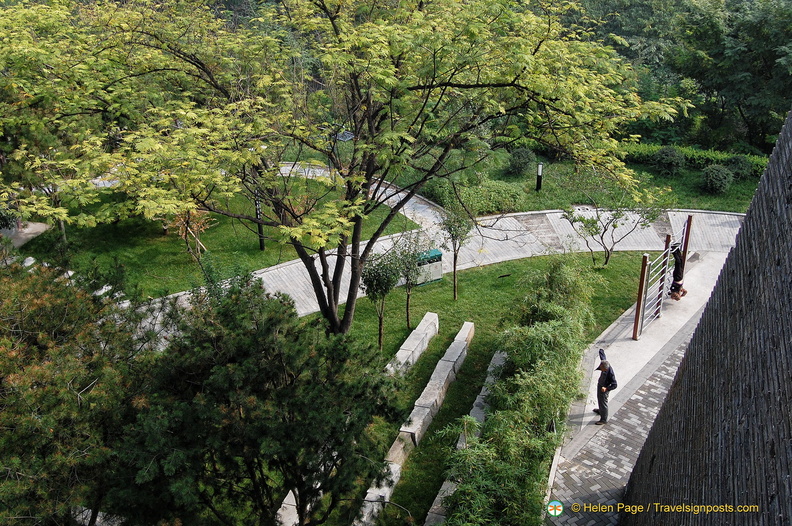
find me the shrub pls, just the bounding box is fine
[0,206,17,230]
[619,142,660,165]
[724,155,754,181]
[701,164,734,194]
[442,262,593,526]
[421,178,452,205]
[652,146,685,177]
[459,179,525,215]
[506,148,536,178]
[621,143,768,178]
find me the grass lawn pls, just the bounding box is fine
[489,161,758,214]
[328,251,644,525]
[20,204,418,298]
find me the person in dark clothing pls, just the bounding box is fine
[594,360,617,425]
[669,244,687,300]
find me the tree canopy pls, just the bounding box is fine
[0,0,681,332]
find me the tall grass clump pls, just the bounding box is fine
[441,260,596,526]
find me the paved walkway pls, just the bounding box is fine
[545,248,735,525]
[250,189,742,315]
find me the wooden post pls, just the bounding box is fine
[633,253,650,341]
[681,214,693,264]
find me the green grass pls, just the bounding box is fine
[326,252,644,526]
[20,204,418,298]
[488,160,758,214]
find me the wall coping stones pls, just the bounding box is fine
[356,321,474,526]
[386,312,439,374]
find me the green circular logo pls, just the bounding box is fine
[547,500,564,517]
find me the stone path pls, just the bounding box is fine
[547,335,692,525]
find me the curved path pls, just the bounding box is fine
[251,190,743,316]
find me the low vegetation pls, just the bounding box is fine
[339,253,643,525]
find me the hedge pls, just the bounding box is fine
[620,143,768,178]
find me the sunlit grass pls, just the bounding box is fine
[21,200,418,297]
[326,252,644,525]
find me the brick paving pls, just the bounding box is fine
[546,342,688,525]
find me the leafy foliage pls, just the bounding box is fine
[621,142,767,177]
[439,209,474,300]
[505,148,537,178]
[392,233,434,330]
[701,164,734,195]
[113,275,397,525]
[652,145,686,177]
[0,264,151,526]
[361,252,401,350]
[442,261,593,526]
[667,0,792,152]
[724,155,754,181]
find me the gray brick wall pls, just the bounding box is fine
[622,111,792,526]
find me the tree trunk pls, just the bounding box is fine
[58,219,67,244]
[453,250,459,300]
[378,312,384,351]
[405,287,412,330]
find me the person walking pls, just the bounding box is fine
[594,360,617,425]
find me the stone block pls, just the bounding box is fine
[385,432,416,465]
[414,360,456,414]
[400,330,427,355]
[386,349,416,374]
[441,340,468,373]
[469,394,488,424]
[454,321,475,344]
[400,406,434,446]
[425,481,458,525]
[276,491,298,526]
[416,311,439,337]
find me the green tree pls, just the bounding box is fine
[114,275,396,525]
[0,2,177,242]
[0,264,150,526]
[394,233,432,330]
[668,0,792,152]
[2,0,681,335]
[361,252,401,351]
[562,171,670,266]
[439,209,474,300]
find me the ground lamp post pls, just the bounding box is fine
[535,162,544,192]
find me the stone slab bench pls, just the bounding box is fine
[387,312,439,374]
[354,322,475,526]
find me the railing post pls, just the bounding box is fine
[633,253,650,341]
[682,214,693,263]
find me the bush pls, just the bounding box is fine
[652,146,685,177]
[724,155,754,181]
[442,261,592,526]
[459,179,525,215]
[621,143,768,178]
[506,148,536,178]
[701,164,734,194]
[421,178,452,206]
